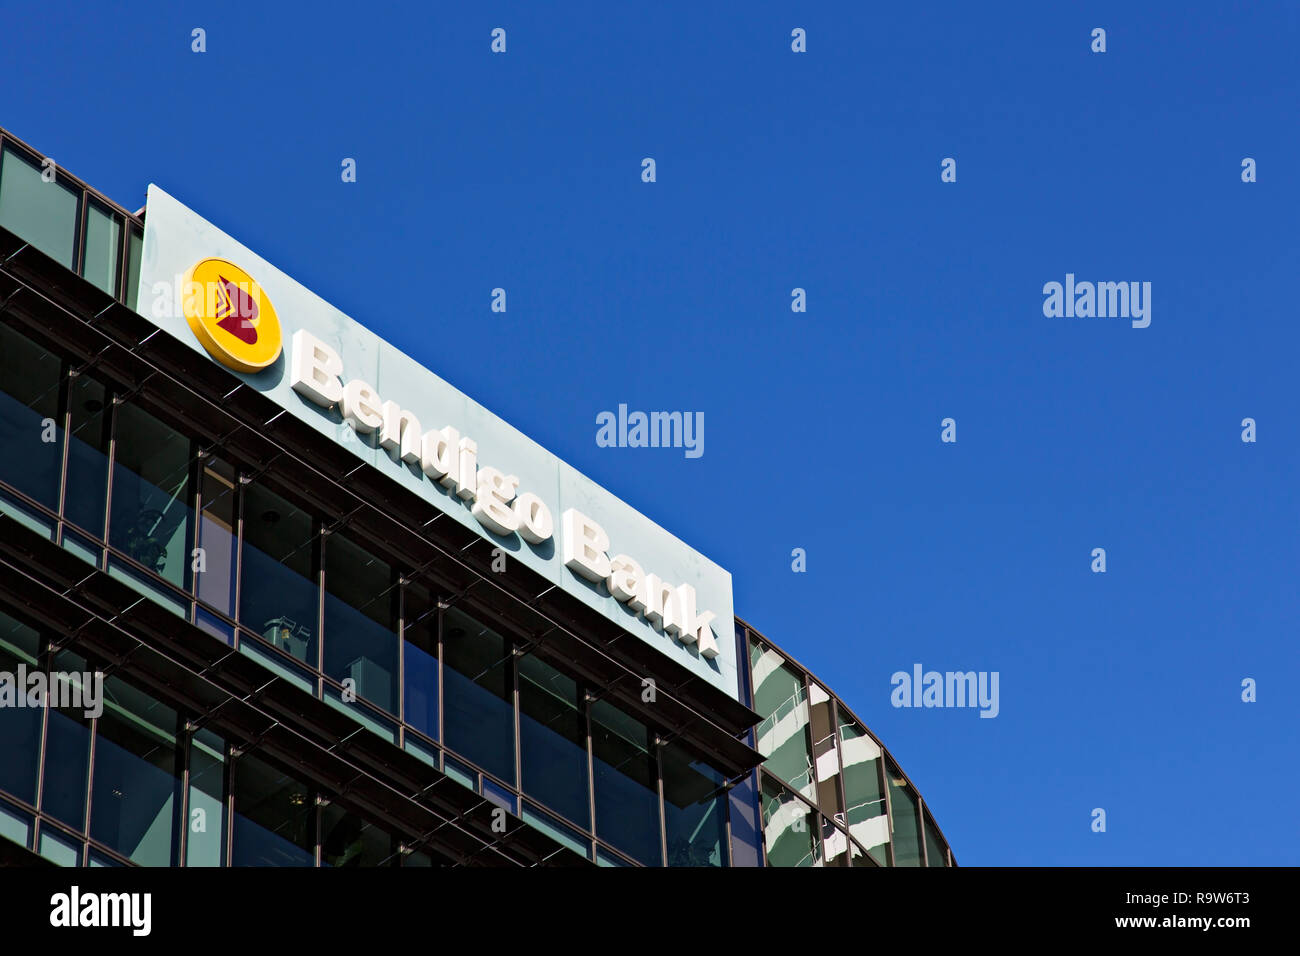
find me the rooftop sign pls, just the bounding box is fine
[136,185,738,700]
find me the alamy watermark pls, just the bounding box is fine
[0,666,104,719]
[891,664,999,718]
[1042,273,1151,328]
[596,404,704,459]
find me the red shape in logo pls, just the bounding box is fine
[213,276,259,344]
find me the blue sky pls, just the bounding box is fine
[4,1,1297,865]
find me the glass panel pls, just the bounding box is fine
[321,804,396,867]
[323,534,397,714]
[231,754,315,866]
[81,202,120,294]
[195,457,237,616]
[0,610,42,803]
[0,322,62,511]
[590,699,660,866]
[924,812,948,866]
[38,829,80,866]
[239,483,317,668]
[125,226,143,311]
[749,640,815,800]
[64,373,110,535]
[839,717,888,864]
[0,800,32,849]
[441,607,514,785]
[109,401,193,590]
[809,682,842,815]
[522,801,589,859]
[727,771,762,868]
[89,676,181,866]
[887,762,923,866]
[0,147,78,267]
[662,742,728,867]
[43,700,91,829]
[186,729,226,866]
[518,653,588,828]
[401,582,438,740]
[760,775,818,867]
[822,815,849,866]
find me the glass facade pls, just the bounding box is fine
[0,126,956,869]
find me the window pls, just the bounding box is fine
[839,716,889,864]
[323,533,398,714]
[0,322,62,512]
[727,771,762,868]
[41,654,93,830]
[186,729,226,866]
[887,762,923,866]
[89,677,182,866]
[0,147,79,268]
[125,226,143,311]
[231,754,315,867]
[195,457,237,616]
[239,483,317,667]
[925,812,948,866]
[662,742,728,867]
[108,401,193,591]
[749,640,815,800]
[591,699,660,866]
[760,775,818,867]
[401,582,439,740]
[0,611,43,804]
[442,607,515,785]
[321,804,397,867]
[81,201,120,295]
[518,653,588,829]
[63,373,110,536]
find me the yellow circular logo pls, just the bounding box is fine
[182,258,282,372]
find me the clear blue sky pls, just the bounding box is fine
[4,1,1297,865]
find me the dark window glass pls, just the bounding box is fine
[89,677,181,866]
[82,201,120,295]
[323,534,398,714]
[662,742,728,867]
[591,700,660,866]
[239,483,317,667]
[108,401,193,590]
[195,457,237,616]
[728,770,762,868]
[0,611,43,803]
[887,763,923,866]
[63,374,110,535]
[231,754,315,866]
[0,322,62,511]
[401,583,438,740]
[186,729,226,866]
[760,775,819,867]
[519,653,588,828]
[441,607,514,784]
[322,804,396,867]
[0,147,79,267]
[43,701,91,829]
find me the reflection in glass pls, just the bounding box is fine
[82,202,120,295]
[662,742,728,867]
[442,607,515,785]
[322,803,396,866]
[0,322,61,511]
[760,776,818,867]
[186,729,226,866]
[728,771,762,868]
[195,457,237,616]
[89,677,181,866]
[323,534,398,713]
[749,641,815,800]
[591,700,660,866]
[0,611,42,803]
[109,402,193,589]
[808,682,842,815]
[239,483,317,667]
[925,812,948,866]
[839,716,889,864]
[519,653,588,829]
[231,754,315,866]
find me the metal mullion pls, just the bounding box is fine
[655,732,667,867]
[396,575,406,748]
[918,796,929,867]
[177,718,192,866]
[188,444,203,620]
[584,689,596,860]
[436,600,444,762]
[879,753,896,867]
[315,522,325,695]
[222,742,235,866]
[511,637,521,794]
[100,393,120,565]
[232,473,245,648]
[53,364,73,543]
